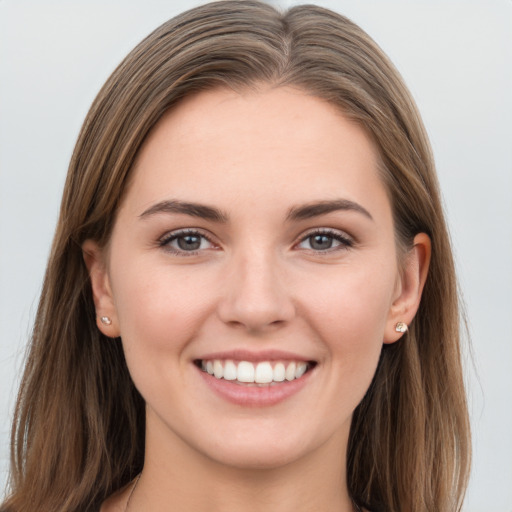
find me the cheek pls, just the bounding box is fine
[110,260,216,357]
[109,262,219,411]
[303,262,396,339]
[297,258,396,382]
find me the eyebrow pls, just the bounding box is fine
[286,199,373,222]
[139,200,229,223]
[139,198,373,223]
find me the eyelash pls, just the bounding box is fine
[158,229,217,256]
[295,229,354,253]
[158,228,354,257]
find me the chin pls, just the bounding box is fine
[204,440,308,471]
[192,419,335,472]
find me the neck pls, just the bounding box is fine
[127,414,354,512]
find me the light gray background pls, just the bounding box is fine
[1,1,511,510]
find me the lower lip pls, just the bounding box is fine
[197,366,314,407]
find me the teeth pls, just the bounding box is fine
[285,362,296,381]
[255,362,273,383]
[223,360,237,381]
[213,360,223,379]
[273,362,285,382]
[200,359,311,384]
[237,361,255,383]
[295,362,307,378]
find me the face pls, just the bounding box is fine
[86,86,417,471]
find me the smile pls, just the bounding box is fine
[194,351,317,407]
[197,359,312,385]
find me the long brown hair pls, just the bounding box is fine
[2,2,470,511]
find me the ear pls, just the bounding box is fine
[82,239,120,338]
[384,233,431,344]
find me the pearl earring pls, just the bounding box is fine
[100,316,112,326]
[395,322,408,333]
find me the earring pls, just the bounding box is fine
[395,322,408,333]
[100,316,112,326]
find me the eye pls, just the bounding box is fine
[296,229,353,252]
[159,229,216,255]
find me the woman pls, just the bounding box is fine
[1,1,471,511]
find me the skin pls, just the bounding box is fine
[84,86,430,512]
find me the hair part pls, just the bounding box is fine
[2,2,470,511]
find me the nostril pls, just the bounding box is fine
[216,267,296,330]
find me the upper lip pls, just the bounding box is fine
[195,349,315,363]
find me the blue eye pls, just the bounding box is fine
[297,230,353,252]
[160,230,215,255]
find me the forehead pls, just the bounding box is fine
[125,86,388,219]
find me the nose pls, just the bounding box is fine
[217,249,296,333]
